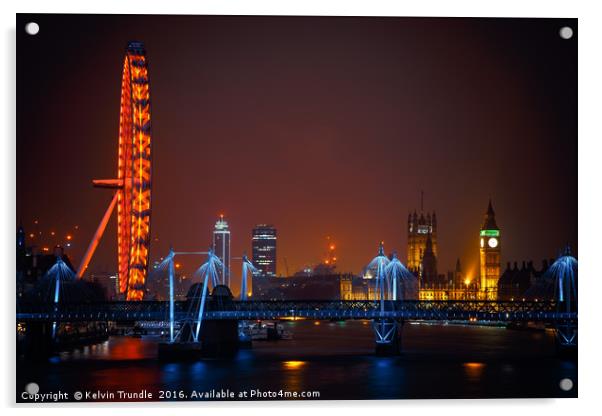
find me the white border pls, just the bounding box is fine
[2,1,601,414]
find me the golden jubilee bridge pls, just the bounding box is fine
[17,298,576,324]
[16,295,578,358]
[18,245,577,357]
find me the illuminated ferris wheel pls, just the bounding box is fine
[76,41,152,301]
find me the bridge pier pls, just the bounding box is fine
[554,323,577,356]
[238,320,253,348]
[373,319,403,356]
[19,321,110,359]
[157,340,204,360]
[158,319,240,360]
[19,322,55,359]
[200,319,240,356]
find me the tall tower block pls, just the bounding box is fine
[213,215,231,286]
[252,224,277,277]
[479,200,501,299]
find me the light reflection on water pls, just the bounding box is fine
[282,360,307,370]
[18,321,577,400]
[281,361,307,391]
[463,362,486,381]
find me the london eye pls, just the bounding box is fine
[76,41,152,301]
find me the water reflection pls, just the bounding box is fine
[58,338,144,361]
[108,337,154,360]
[463,362,486,381]
[186,361,208,383]
[17,321,576,400]
[282,360,307,391]
[282,360,306,370]
[162,362,183,376]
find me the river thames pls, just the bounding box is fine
[17,320,577,401]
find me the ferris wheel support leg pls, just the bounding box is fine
[76,192,119,278]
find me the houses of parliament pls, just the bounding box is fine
[409,199,502,301]
[252,197,552,303]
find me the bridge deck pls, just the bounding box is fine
[16,300,577,323]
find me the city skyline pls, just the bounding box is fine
[17,15,577,291]
[16,197,552,280]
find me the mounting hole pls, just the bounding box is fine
[559,378,574,391]
[25,382,39,395]
[559,26,573,40]
[25,22,40,35]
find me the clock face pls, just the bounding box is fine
[488,237,498,248]
[480,238,484,248]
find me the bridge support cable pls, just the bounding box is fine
[43,256,76,340]
[237,255,259,344]
[240,254,258,301]
[168,249,175,343]
[152,249,212,343]
[192,250,223,343]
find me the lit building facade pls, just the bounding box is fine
[449,258,464,287]
[420,235,438,285]
[212,215,231,286]
[252,273,380,301]
[252,224,277,277]
[417,282,480,301]
[407,210,438,273]
[479,200,501,300]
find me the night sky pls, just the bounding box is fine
[16,14,577,290]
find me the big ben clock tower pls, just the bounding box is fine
[479,200,501,300]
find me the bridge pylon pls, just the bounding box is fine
[236,254,258,347]
[156,250,240,359]
[550,247,577,354]
[367,243,412,355]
